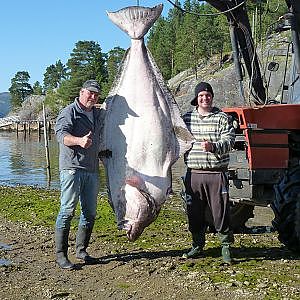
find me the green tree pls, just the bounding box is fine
[147,0,184,79]
[9,71,33,108]
[67,41,107,84]
[102,46,126,97]
[148,17,171,79]
[174,0,205,75]
[196,3,226,59]
[43,60,67,92]
[167,0,184,76]
[44,89,62,115]
[213,11,232,61]
[245,0,287,42]
[44,41,108,112]
[32,81,43,95]
[59,40,107,104]
[56,76,83,108]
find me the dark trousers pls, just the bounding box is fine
[184,169,230,234]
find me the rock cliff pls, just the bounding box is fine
[169,31,294,114]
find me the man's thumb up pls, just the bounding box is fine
[86,131,92,138]
[81,131,93,149]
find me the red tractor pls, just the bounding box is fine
[206,0,300,252]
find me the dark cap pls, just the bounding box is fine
[191,82,214,106]
[82,80,100,93]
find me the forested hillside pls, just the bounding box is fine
[7,0,288,116]
[147,0,286,80]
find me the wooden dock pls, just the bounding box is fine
[0,116,20,128]
[0,116,55,135]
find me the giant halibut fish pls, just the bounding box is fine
[102,3,194,241]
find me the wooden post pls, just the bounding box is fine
[15,122,19,136]
[23,123,26,139]
[43,104,51,184]
[48,121,51,136]
[38,121,41,138]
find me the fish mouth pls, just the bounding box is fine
[117,219,145,242]
[125,176,160,219]
[119,186,160,241]
[126,223,145,242]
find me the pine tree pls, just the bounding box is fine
[147,17,173,79]
[174,0,203,75]
[43,60,67,92]
[32,81,43,95]
[67,41,107,85]
[245,0,287,42]
[165,0,184,77]
[58,40,107,105]
[102,46,126,97]
[9,71,33,108]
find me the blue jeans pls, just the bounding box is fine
[55,169,100,230]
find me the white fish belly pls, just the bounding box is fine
[103,40,177,241]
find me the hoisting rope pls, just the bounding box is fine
[166,0,246,17]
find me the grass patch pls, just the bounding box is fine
[0,186,59,226]
[0,185,188,250]
[116,283,130,289]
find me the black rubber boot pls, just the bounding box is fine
[182,231,205,259]
[76,226,98,264]
[55,229,75,270]
[218,231,234,264]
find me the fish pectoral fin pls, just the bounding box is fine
[174,126,195,143]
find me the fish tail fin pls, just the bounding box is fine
[107,4,163,39]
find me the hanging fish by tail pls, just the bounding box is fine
[101,3,194,241]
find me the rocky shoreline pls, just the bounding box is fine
[1,186,299,300]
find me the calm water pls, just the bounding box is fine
[0,131,186,195]
[0,131,274,226]
[0,131,60,189]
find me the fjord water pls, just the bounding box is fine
[0,131,60,189]
[0,131,186,194]
[0,131,274,227]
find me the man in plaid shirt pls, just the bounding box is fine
[182,82,235,264]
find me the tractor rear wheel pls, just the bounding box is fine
[271,166,300,252]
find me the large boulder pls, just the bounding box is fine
[18,95,46,121]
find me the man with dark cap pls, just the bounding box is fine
[54,79,105,269]
[182,81,235,264]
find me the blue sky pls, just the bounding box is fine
[0,0,173,92]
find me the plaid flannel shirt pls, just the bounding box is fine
[183,107,235,170]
